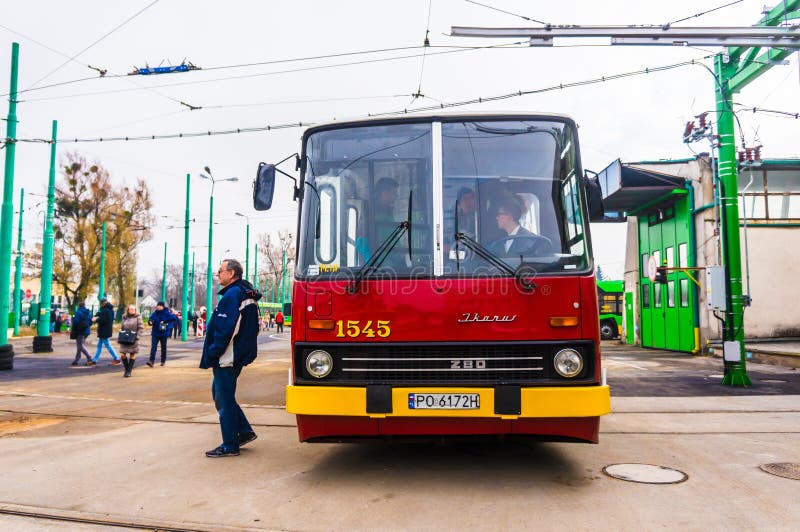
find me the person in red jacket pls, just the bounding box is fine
[275,311,284,334]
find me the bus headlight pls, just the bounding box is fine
[554,349,583,378]
[306,350,333,378]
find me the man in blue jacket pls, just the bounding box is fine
[71,301,93,366]
[201,258,262,458]
[147,301,178,367]
[92,298,120,365]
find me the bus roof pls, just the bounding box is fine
[303,111,578,137]
[597,280,624,293]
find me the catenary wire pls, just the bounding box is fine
[25,0,161,90]
[465,0,549,25]
[664,0,744,27]
[20,41,529,103]
[13,57,710,144]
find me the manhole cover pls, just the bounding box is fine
[602,463,688,484]
[760,463,800,480]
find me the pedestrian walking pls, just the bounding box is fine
[172,312,182,339]
[91,298,120,365]
[201,258,262,458]
[147,301,177,367]
[275,310,284,334]
[118,304,144,378]
[264,312,271,330]
[70,301,93,366]
[190,310,198,336]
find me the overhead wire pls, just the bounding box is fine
[25,0,161,90]
[12,56,710,144]
[663,0,744,27]
[20,41,530,103]
[3,43,525,99]
[411,0,434,108]
[464,0,549,25]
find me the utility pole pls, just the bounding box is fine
[235,212,250,280]
[98,221,106,300]
[0,43,19,363]
[281,249,286,307]
[161,242,168,303]
[451,4,800,387]
[253,243,258,290]
[13,188,23,337]
[34,120,58,353]
[181,173,190,341]
[199,167,237,315]
[190,251,195,315]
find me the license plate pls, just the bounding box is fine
[408,393,480,410]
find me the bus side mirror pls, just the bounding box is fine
[253,163,276,211]
[583,171,604,222]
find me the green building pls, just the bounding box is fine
[599,156,800,353]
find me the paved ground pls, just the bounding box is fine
[1,334,799,531]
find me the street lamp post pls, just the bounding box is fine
[235,212,250,281]
[13,188,24,337]
[199,167,238,316]
[161,242,167,303]
[253,243,258,290]
[33,120,58,354]
[181,173,190,341]
[99,221,107,300]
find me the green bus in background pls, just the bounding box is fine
[258,301,292,327]
[597,280,624,340]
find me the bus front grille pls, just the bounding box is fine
[294,341,595,385]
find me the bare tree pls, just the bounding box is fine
[257,230,295,301]
[52,152,154,309]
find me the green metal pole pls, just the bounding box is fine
[161,242,167,302]
[0,43,19,348]
[36,120,57,344]
[180,173,190,341]
[714,54,751,386]
[281,249,286,306]
[13,187,23,336]
[244,223,250,281]
[98,221,106,300]
[190,251,195,314]
[253,243,258,290]
[206,194,214,315]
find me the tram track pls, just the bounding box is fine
[0,506,221,532]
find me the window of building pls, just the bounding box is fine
[738,167,800,221]
[654,283,662,308]
[641,253,649,278]
[642,284,650,308]
[667,281,675,308]
[678,243,688,268]
[666,246,674,268]
[680,278,689,307]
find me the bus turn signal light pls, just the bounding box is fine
[309,319,335,330]
[550,317,579,327]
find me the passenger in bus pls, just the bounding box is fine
[455,187,478,239]
[489,196,545,257]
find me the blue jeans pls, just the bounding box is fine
[149,336,168,363]
[212,366,253,451]
[93,337,119,362]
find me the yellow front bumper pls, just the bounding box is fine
[286,385,611,419]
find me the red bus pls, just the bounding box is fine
[254,113,611,443]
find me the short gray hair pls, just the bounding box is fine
[222,258,243,279]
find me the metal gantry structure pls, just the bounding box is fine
[452,1,800,385]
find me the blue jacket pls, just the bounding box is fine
[200,279,262,369]
[149,307,177,338]
[95,304,115,339]
[73,307,92,336]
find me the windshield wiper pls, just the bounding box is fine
[453,232,536,292]
[348,192,413,294]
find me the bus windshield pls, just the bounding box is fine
[297,118,589,278]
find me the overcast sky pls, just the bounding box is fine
[2,0,798,281]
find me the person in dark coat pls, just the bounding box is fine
[201,258,262,458]
[71,301,93,366]
[91,299,120,365]
[147,301,178,366]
